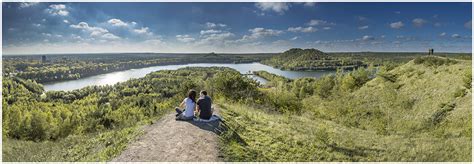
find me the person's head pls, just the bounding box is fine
[200,90,207,97]
[187,89,197,103]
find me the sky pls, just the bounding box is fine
[2,2,472,54]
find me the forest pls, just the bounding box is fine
[2,51,472,162]
[3,53,274,83]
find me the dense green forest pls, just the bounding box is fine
[3,53,274,83]
[2,53,472,161]
[262,48,366,70]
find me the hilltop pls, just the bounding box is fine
[219,56,472,161]
[262,48,365,71]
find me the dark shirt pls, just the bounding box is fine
[197,95,212,119]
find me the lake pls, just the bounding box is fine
[43,63,336,91]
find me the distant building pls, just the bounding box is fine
[41,55,47,63]
[428,49,434,55]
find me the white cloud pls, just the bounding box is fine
[390,21,404,29]
[101,33,120,40]
[33,23,41,27]
[63,20,69,24]
[307,19,335,26]
[434,22,442,27]
[358,25,369,30]
[176,35,196,43]
[42,33,52,37]
[290,36,299,40]
[255,2,289,14]
[362,35,375,41]
[287,26,316,33]
[71,22,108,35]
[46,4,69,16]
[19,2,38,8]
[108,19,128,27]
[323,27,331,30]
[133,27,149,34]
[70,22,120,40]
[205,22,227,28]
[197,31,235,46]
[412,18,427,27]
[451,34,461,38]
[465,20,472,29]
[439,32,446,37]
[200,29,222,35]
[240,27,283,41]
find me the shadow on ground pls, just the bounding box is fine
[177,116,224,135]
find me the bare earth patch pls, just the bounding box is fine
[112,109,223,162]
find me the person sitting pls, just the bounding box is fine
[196,90,213,120]
[175,89,197,121]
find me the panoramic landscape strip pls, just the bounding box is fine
[2,2,472,162]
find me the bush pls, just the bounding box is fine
[262,88,302,113]
[210,71,259,101]
[313,75,335,99]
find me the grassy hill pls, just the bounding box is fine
[219,56,471,161]
[261,48,364,70]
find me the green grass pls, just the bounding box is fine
[219,101,471,162]
[218,57,472,162]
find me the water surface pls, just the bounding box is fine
[43,63,336,91]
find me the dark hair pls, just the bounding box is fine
[188,89,197,103]
[200,90,207,96]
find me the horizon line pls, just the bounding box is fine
[3,51,472,56]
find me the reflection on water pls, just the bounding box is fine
[43,63,336,91]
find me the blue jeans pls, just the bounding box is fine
[175,107,193,120]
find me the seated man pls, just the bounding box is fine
[196,90,213,120]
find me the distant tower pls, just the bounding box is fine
[428,49,434,55]
[41,55,47,63]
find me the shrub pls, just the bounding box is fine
[313,75,335,99]
[210,71,259,101]
[263,88,302,113]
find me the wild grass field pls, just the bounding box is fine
[219,56,472,161]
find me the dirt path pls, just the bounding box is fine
[112,109,223,162]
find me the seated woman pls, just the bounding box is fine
[175,89,197,121]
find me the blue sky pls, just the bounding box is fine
[2,2,472,54]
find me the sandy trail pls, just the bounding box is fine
[112,109,223,162]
